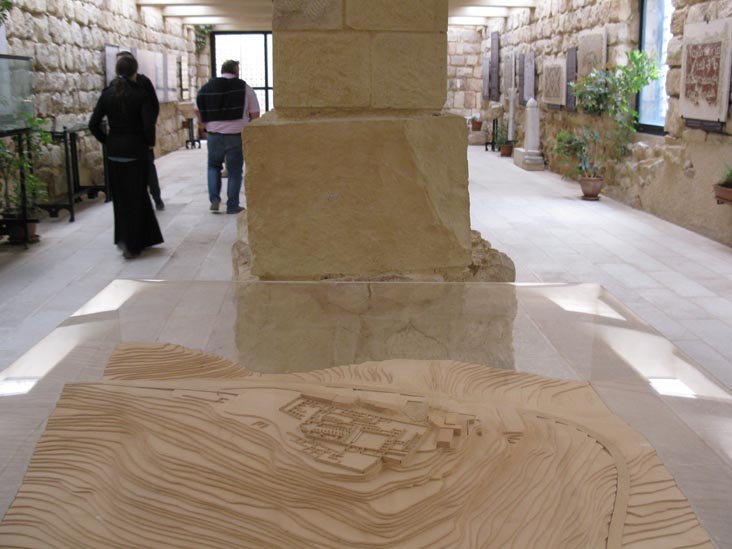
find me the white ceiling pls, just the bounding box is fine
[136,0,536,31]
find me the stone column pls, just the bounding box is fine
[237,0,514,282]
[513,98,544,171]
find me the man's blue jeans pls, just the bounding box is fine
[207,133,243,211]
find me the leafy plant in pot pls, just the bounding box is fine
[554,51,659,199]
[494,122,513,157]
[553,128,607,200]
[713,165,732,205]
[469,114,483,132]
[0,116,51,243]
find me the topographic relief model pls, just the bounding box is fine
[0,343,712,548]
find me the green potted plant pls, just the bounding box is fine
[0,0,12,25]
[554,50,659,199]
[493,122,513,157]
[553,128,608,200]
[469,114,483,132]
[0,116,51,243]
[713,165,732,205]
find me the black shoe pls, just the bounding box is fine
[154,198,165,211]
[120,245,140,259]
[226,206,245,214]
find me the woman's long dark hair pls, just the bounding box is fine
[113,56,138,97]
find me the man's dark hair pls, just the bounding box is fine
[221,60,239,75]
[116,50,136,60]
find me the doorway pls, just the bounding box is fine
[211,32,273,112]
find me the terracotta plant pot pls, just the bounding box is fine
[714,183,732,205]
[470,119,482,131]
[579,177,604,201]
[500,144,513,157]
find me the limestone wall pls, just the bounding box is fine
[445,25,484,118]
[3,0,198,199]
[476,1,732,246]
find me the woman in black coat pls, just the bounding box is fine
[89,55,163,258]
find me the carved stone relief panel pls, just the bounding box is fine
[578,30,607,78]
[518,53,526,106]
[524,50,535,103]
[482,56,490,100]
[490,32,500,101]
[566,47,578,112]
[543,57,566,106]
[503,51,515,92]
[681,19,732,122]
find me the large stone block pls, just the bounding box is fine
[346,0,447,32]
[273,0,343,30]
[372,32,447,109]
[274,32,370,108]
[243,112,471,279]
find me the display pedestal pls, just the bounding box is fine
[513,147,544,171]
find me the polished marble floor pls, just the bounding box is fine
[1,144,732,545]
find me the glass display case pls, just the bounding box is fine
[0,55,33,133]
[0,281,730,545]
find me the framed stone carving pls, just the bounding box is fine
[503,51,515,91]
[524,50,535,103]
[566,47,578,112]
[578,30,607,77]
[482,56,490,100]
[543,56,567,106]
[490,32,500,101]
[104,44,135,86]
[136,49,158,89]
[137,49,168,102]
[181,55,190,101]
[681,19,732,123]
[518,53,526,106]
[164,54,178,103]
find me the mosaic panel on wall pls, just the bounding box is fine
[681,19,732,123]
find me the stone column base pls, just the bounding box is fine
[242,111,474,280]
[513,148,545,171]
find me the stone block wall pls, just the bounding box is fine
[445,25,484,118]
[273,0,447,111]
[473,0,732,246]
[3,0,198,200]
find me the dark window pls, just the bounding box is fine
[638,0,673,133]
[211,32,273,112]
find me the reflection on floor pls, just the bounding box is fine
[2,146,731,393]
